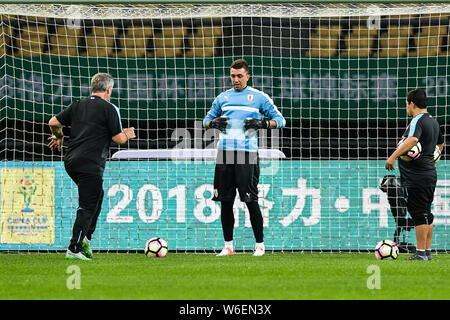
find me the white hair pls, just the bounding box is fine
[90,73,114,93]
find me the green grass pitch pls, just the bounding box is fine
[0,252,449,300]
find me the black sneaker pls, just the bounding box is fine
[406,253,428,261]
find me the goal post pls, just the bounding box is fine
[0,1,448,253]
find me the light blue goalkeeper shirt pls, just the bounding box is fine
[203,86,286,152]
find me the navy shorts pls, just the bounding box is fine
[404,186,435,225]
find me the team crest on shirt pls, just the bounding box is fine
[247,94,254,102]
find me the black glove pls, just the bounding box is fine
[244,118,270,130]
[209,117,228,132]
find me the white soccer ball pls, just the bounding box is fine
[374,240,399,260]
[144,237,168,258]
[434,145,441,163]
[397,138,422,162]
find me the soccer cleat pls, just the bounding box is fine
[216,248,235,256]
[65,250,91,261]
[406,253,428,261]
[81,237,93,259]
[253,247,265,256]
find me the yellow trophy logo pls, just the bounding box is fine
[19,175,37,213]
[1,168,55,244]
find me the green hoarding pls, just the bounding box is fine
[1,56,449,122]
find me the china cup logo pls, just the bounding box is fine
[19,175,36,212]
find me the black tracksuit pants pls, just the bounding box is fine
[66,170,104,253]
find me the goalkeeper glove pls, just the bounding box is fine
[209,116,228,132]
[244,118,271,130]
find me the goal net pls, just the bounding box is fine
[0,2,448,253]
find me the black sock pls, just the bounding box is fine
[245,201,264,243]
[220,201,235,242]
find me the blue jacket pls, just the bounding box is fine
[203,86,286,152]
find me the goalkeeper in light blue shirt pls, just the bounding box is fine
[203,59,286,257]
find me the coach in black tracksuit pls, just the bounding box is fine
[48,73,136,260]
[385,88,444,261]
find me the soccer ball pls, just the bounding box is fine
[434,145,441,163]
[144,237,168,258]
[398,139,422,162]
[374,240,399,260]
